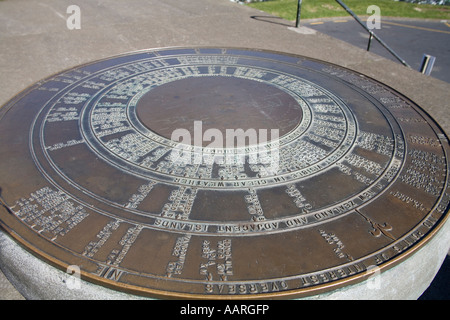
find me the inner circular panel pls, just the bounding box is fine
[135,76,303,147]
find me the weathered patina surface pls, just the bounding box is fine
[0,48,448,298]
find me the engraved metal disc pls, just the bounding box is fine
[0,47,449,299]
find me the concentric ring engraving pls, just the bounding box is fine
[0,48,448,299]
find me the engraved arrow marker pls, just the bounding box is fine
[369,222,395,240]
[355,209,396,241]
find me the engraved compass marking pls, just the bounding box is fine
[96,265,125,282]
[370,222,395,240]
[356,209,396,241]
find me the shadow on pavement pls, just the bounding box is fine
[250,15,294,27]
[419,255,450,300]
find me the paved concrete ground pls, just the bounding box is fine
[0,249,25,300]
[0,0,449,299]
[304,17,450,84]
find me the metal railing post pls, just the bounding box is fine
[367,33,373,51]
[335,0,411,68]
[420,54,436,75]
[296,0,303,28]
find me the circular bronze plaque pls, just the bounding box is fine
[0,48,449,299]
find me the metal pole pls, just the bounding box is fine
[335,0,410,68]
[296,0,303,28]
[419,54,436,75]
[367,33,373,51]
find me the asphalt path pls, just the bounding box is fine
[305,18,450,84]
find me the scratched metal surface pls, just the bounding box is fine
[0,48,448,299]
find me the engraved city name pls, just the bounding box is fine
[83,219,121,258]
[12,187,89,240]
[319,229,354,261]
[166,234,192,277]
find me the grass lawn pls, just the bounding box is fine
[246,0,450,21]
